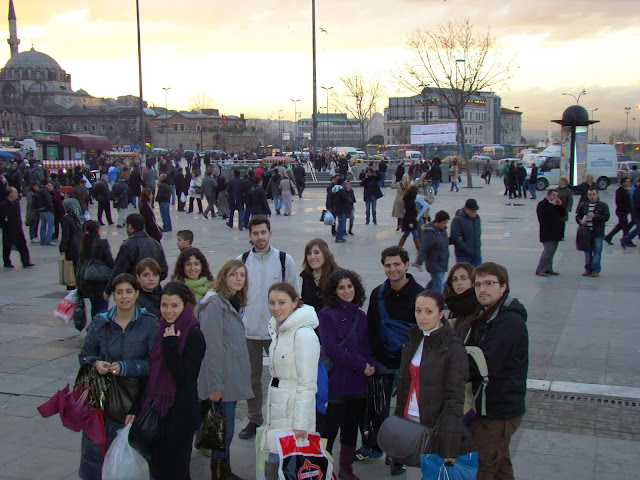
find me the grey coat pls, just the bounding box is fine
[201,176,217,200]
[197,291,253,402]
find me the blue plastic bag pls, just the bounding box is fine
[420,452,478,480]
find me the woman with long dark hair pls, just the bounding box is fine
[300,238,340,313]
[139,188,162,242]
[444,262,479,341]
[128,166,143,208]
[133,281,205,480]
[398,184,420,251]
[171,247,214,304]
[25,181,41,242]
[318,269,377,480]
[77,220,114,318]
[60,198,84,281]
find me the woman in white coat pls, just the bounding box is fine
[261,282,320,480]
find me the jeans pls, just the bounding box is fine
[159,202,171,231]
[365,196,377,223]
[89,295,109,320]
[348,209,355,229]
[79,418,123,480]
[471,415,522,480]
[246,338,271,425]
[228,208,244,230]
[131,195,138,208]
[211,401,237,460]
[450,181,459,192]
[584,236,603,273]
[536,241,559,273]
[336,213,347,241]
[378,171,387,188]
[28,216,39,240]
[39,210,54,244]
[243,205,252,226]
[528,183,537,199]
[274,195,283,212]
[401,228,419,240]
[606,212,630,241]
[456,255,482,267]
[171,185,176,205]
[426,271,445,293]
[621,218,640,244]
[431,179,440,194]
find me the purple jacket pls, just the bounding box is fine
[318,300,378,398]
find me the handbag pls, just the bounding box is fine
[377,414,439,467]
[128,403,160,455]
[318,315,360,373]
[576,225,591,252]
[194,400,225,451]
[73,297,87,331]
[103,324,143,424]
[82,259,112,282]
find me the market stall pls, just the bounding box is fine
[43,159,86,193]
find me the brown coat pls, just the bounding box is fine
[391,182,406,218]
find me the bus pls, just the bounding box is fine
[615,142,640,161]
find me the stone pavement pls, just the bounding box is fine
[0,174,638,479]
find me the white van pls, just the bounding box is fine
[533,144,617,191]
[397,149,423,162]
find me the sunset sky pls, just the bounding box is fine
[4,0,640,138]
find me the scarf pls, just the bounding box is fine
[471,292,509,329]
[142,304,198,417]
[184,276,211,303]
[445,287,480,318]
[63,198,84,229]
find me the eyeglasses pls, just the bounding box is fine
[451,276,469,283]
[473,280,501,289]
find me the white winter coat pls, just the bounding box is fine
[261,304,320,453]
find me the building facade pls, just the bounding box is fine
[297,112,361,150]
[500,107,523,145]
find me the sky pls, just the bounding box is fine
[4,0,640,140]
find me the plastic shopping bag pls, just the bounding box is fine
[102,424,150,480]
[53,289,79,324]
[420,452,478,480]
[323,211,335,226]
[277,432,334,480]
[180,192,188,203]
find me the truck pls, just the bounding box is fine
[531,144,617,191]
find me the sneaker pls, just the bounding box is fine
[535,272,549,277]
[590,272,600,278]
[628,242,637,248]
[582,271,592,276]
[239,421,258,440]
[23,263,35,267]
[546,271,560,276]
[604,238,613,245]
[355,446,383,461]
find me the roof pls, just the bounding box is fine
[4,47,62,71]
[60,134,113,151]
[501,108,522,115]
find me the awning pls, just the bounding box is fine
[43,160,86,169]
[60,134,113,151]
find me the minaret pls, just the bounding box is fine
[7,0,19,57]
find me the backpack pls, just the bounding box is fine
[463,330,489,418]
[377,283,411,360]
[242,249,286,282]
[295,326,329,415]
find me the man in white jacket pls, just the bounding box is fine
[237,216,300,439]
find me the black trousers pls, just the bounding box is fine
[3,231,30,266]
[605,212,630,241]
[322,397,366,453]
[188,197,203,213]
[97,200,113,224]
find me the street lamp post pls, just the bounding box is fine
[588,107,598,143]
[135,0,145,164]
[311,0,318,160]
[625,107,631,138]
[634,118,637,141]
[321,86,333,151]
[162,87,170,149]
[278,110,283,150]
[290,98,300,151]
[562,89,586,104]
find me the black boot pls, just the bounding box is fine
[210,459,224,480]
[348,223,354,235]
[338,444,360,480]
[264,460,279,480]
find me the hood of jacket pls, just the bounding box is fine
[455,208,472,220]
[269,304,318,338]
[331,184,344,194]
[495,295,528,323]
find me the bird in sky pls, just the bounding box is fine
[320,28,327,34]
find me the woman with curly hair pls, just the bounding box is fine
[171,247,214,303]
[318,269,377,480]
[300,238,340,313]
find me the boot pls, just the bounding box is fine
[210,459,225,480]
[348,223,354,235]
[222,458,245,480]
[338,444,360,480]
[413,238,421,250]
[398,236,406,248]
[264,460,280,480]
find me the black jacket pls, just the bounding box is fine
[360,173,382,200]
[155,180,171,203]
[529,165,538,184]
[247,185,271,215]
[92,180,110,204]
[417,222,449,273]
[300,270,323,313]
[136,285,162,320]
[111,180,128,208]
[633,187,640,220]
[330,185,352,215]
[139,202,162,242]
[77,237,114,298]
[449,208,482,258]
[614,186,631,214]
[226,177,246,209]
[59,214,82,265]
[575,200,611,238]
[0,198,26,243]
[396,324,475,458]
[536,198,565,242]
[468,296,528,420]
[106,230,168,295]
[401,195,418,230]
[367,274,424,369]
[37,188,54,213]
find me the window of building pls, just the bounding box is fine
[72,123,77,132]
[173,123,178,131]
[196,124,201,132]
[84,125,88,131]
[91,124,96,132]
[180,124,185,132]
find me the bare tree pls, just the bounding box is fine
[612,129,634,143]
[396,19,515,187]
[188,92,216,113]
[334,72,385,153]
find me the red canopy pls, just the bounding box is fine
[60,134,113,151]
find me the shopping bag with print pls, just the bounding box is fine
[53,289,79,324]
[276,432,334,480]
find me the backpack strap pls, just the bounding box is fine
[242,251,250,264]
[242,249,286,282]
[466,346,489,416]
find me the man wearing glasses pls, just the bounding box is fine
[467,262,528,480]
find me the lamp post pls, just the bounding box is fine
[162,87,170,149]
[562,89,586,104]
[311,0,318,160]
[278,110,283,150]
[135,0,145,164]
[588,107,598,143]
[625,107,631,138]
[634,118,637,141]
[290,98,300,151]
[321,86,333,151]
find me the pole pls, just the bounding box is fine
[311,0,318,159]
[136,0,145,164]
[290,99,300,151]
[625,107,631,137]
[321,86,333,151]
[162,87,170,149]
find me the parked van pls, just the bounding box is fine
[397,149,423,162]
[532,144,617,191]
[333,146,358,157]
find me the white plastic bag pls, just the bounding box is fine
[102,424,150,480]
[84,210,91,221]
[180,192,187,203]
[53,289,79,324]
[323,211,335,225]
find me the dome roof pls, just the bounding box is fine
[4,47,62,70]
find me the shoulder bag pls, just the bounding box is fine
[82,259,112,282]
[319,314,360,373]
[377,412,441,467]
[103,324,143,424]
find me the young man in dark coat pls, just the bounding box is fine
[604,177,632,245]
[468,262,528,480]
[246,176,271,217]
[293,162,306,197]
[413,210,450,292]
[575,187,610,277]
[0,187,33,268]
[330,177,353,243]
[535,188,565,276]
[92,174,113,225]
[449,199,482,266]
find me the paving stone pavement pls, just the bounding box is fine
[0,174,638,479]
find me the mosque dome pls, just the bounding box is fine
[4,47,62,70]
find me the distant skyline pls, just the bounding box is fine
[4,0,640,140]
